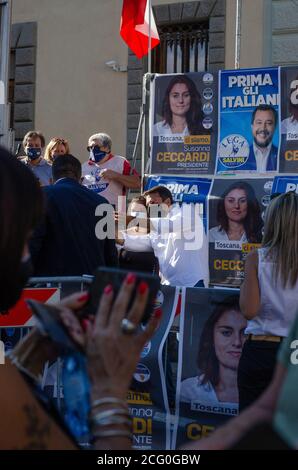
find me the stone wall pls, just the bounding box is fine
[10,22,37,149]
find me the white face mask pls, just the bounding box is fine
[130,211,147,219]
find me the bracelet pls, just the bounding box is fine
[90,408,130,427]
[91,397,127,410]
[92,416,131,427]
[92,429,132,440]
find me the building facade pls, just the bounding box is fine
[10,0,298,168]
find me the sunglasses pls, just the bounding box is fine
[53,138,67,145]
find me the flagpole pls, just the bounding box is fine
[148,0,152,74]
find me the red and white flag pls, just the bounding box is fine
[120,0,160,59]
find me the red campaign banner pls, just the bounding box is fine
[0,288,60,327]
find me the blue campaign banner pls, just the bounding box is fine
[216,67,280,175]
[272,175,298,195]
[145,175,212,231]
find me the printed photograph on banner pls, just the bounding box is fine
[279,67,298,173]
[145,175,212,232]
[129,286,178,451]
[173,288,247,448]
[208,178,273,287]
[150,73,218,175]
[216,68,280,175]
[272,175,298,196]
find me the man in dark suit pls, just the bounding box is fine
[246,104,278,172]
[30,154,118,276]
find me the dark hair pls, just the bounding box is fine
[128,196,148,216]
[22,131,46,149]
[197,296,240,387]
[217,181,263,243]
[131,195,147,207]
[161,75,204,135]
[143,185,173,205]
[0,146,43,295]
[52,154,82,181]
[288,75,298,122]
[251,105,277,126]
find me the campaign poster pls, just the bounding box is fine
[272,175,298,195]
[129,286,179,450]
[279,66,298,173]
[150,72,218,175]
[208,178,273,287]
[216,67,280,175]
[172,287,247,449]
[145,175,212,232]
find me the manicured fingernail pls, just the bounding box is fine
[138,281,148,294]
[78,292,89,302]
[154,308,162,319]
[104,284,113,294]
[81,319,90,332]
[126,273,136,285]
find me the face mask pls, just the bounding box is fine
[0,255,33,312]
[26,147,42,160]
[130,211,147,219]
[90,146,108,163]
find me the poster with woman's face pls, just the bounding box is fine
[280,66,298,173]
[129,286,179,450]
[150,73,218,175]
[208,178,273,286]
[172,288,247,449]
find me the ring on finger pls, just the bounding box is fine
[120,318,137,335]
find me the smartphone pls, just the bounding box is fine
[26,300,81,353]
[82,267,160,324]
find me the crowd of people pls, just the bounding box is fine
[0,124,298,450]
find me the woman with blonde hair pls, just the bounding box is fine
[44,137,70,164]
[238,191,298,411]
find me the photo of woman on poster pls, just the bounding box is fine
[209,181,263,243]
[281,74,298,136]
[180,297,247,412]
[153,75,204,137]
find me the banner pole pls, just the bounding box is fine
[235,0,242,69]
[148,0,152,74]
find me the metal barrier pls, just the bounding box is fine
[0,276,95,410]
[27,275,94,298]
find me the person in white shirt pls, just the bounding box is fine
[180,297,247,414]
[238,191,298,411]
[81,132,140,208]
[143,186,209,287]
[116,196,158,274]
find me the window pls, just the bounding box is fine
[152,22,209,74]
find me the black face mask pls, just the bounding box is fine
[0,257,33,312]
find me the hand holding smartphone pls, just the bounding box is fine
[82,267,160,324]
